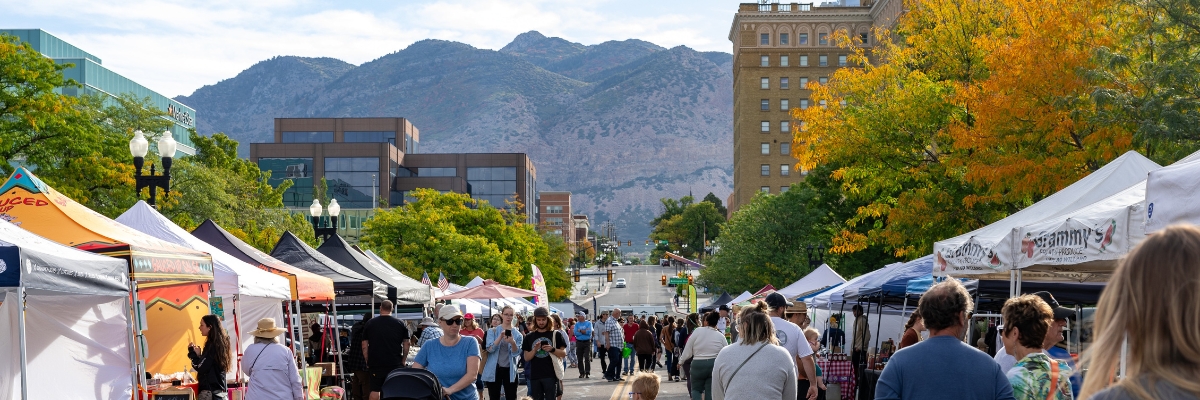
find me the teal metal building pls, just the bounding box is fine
[2,29,197,155]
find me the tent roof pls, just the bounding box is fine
[191,220,334,301]
[776,264,847,299]
[0,220,129,296]
[0,167,212,285]
[316,234,430,305]
[665,252,704,268]
[117,201,290,299]
[699,292,733,312]
[754,284,776,296]
[934,151,1160,276]
[271,231,385,302]
[854,255,935,299]
[351,245,433,305]
[728,291,754,305]
[1145,156,1200,233]
[808,264,897,308]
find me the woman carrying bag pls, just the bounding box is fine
[712,302,797,400]
[242,318,303,400]
[483,306,524,400]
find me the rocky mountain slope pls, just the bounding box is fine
[176,31,732,241]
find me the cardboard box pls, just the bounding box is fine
[316,362,337,376]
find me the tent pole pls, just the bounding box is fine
[125,283,141,399]
[873,296,883,360]
[17,281,29,400]
[232,295,243,386]
[295,300,309,392]
[331,301,347,389]
[132,282,148,400]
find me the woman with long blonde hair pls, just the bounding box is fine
[1080,225,1200,400]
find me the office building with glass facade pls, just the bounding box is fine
[2,29,198,155]
[251,117,539,241]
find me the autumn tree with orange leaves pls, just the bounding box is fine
[794,0,1154,257]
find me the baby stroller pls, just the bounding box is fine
[381,368,444,400]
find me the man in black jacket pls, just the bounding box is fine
[347,314,372,400]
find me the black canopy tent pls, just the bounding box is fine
[698,292,733,313]
[271,232,387,306]
[317,234,431,306]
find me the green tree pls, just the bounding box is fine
[701,192,728,219]
[361,189,571,301]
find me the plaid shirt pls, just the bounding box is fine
[603,316,625,348]
[344,321,367,372]
[417,326,443,348]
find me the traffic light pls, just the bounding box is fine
[687,275,694,285]
[607,269,613,282]
[660,274,667,286]
[574,268,580,282]
[645,240,650,245]
[627,241,631,246]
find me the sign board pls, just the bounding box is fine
[668,277,688,285]
[209,296,224,320]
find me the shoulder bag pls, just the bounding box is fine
[722,343,769,391]
[478,330,490,375]
[548,331,565,380]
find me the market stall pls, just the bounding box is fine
[1145,154,1200,232]
[0,168,214,381]
[318,235,431,306]
[0,220,132,400]
[776,264,847,300]
[116,201,291,383]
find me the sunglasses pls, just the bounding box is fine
[443,317,463,326]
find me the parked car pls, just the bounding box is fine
[614,278,627,288]
[611,261,620,267]
[624,260,633,265]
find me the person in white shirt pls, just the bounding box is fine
[677,311,728,400]
[242,318,304,400]
[764,293,818,400]
[715,305,731,333]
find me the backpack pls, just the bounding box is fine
[675,326,691,349]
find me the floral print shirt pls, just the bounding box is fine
[1006,352,1074,400]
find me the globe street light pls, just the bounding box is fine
[130,130,177,207]
[310,198,341,243]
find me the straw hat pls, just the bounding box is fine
[420,317,438,327]
[249,318,286,338]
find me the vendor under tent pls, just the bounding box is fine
[776,264,847,299]
[117,201,290,383]
[934,151,1160,281]
[0,220,132,400]
[0,168,214,382]
[318,235,432,306]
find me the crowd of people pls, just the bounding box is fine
[182,225,1200,400]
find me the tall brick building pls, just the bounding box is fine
[727,0,903,213]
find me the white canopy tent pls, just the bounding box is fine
[116,201,290,380]
[776,264,847,299]
[0,220,132,400]
[934,151,1160,279]
[728,291,754,305]
[1145,153,1200,233]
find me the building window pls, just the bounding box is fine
[761,121,770,132]
[800,99,809,109]
[819,77,828,85]
[761,186,770,193]
[259,158,314,207]
[780,164,790,176]
[545,206,564,213]
[781,121,790,132]
[799,55,809,67]
[343,131,396,145]
[761,77,770,89]
[819,55,828,67]
[859,32,869,44]
[325,157,380,208]
[417,167,456,177]
[820,99,827,108]
[761,143,770,155]
[761,99,770,111]
[799,33,809,45]
[780,186,790,193]
[838,55,848,66]
[819,32,829,46]
[780,77,790,89]
[760,33,770,45]
[761,164,770,176]
[467,167,519,210]
[781,99,790,110]
[780,142,791,155]
[281,131,333,143]
[780,55,789,67]
[761,55,770,67]
[780,33,790,45]
[800,77,809,88]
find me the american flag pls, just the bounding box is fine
[437,272,449,291]
[420,271,432,287]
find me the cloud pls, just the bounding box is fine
[0,0,734,97]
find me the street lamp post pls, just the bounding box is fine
[805,243,826,269]
[129,130,177,207]
[309,199,342,243]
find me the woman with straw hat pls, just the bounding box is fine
[242,318,303,400]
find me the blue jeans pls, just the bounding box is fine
[606,347,622,380]
[623,345,635,374]
[665,351,676,377]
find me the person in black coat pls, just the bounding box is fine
[188,314,230,399]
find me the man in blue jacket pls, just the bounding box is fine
[573,311,594,378]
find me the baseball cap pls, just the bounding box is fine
[1032,291,1076,320]
[718,304,731,311]
[438,306,463,321]
[765,292,794,310]
[464,313,474,320]
[576,311,586,317]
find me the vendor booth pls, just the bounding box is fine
[318,235,432,306]
[0,220,132,400]
[776,264,847,299]
[117,201,292,383]
[0,168,214,383]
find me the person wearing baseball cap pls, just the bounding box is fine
[574,310,595,378]
[765,292,819,400]
[994,291,1077,372]
[412,305,482,400]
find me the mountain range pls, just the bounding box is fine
[176,31,733,242]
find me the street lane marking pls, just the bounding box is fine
[608,377,630,400]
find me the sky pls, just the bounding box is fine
[1,0,738,98]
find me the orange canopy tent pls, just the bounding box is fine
[191,219,335,302]
[0,167,214,376]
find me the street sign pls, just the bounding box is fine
[668,277,688,285]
